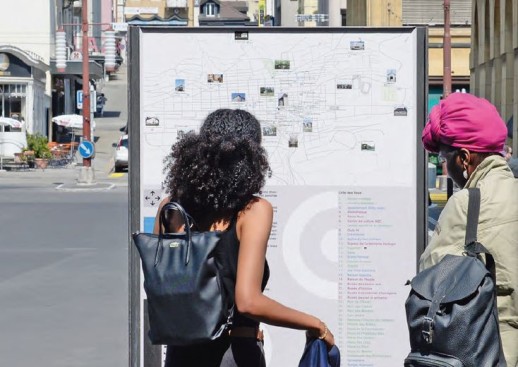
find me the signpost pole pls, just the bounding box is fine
[79,0,95,184]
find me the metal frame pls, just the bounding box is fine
[128,25,141,367]
[128,26,429,367]
[415,26,429,269]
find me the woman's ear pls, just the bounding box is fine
[458,148,471,167]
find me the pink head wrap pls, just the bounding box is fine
[422,93,507,153]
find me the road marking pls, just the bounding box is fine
[109,173,125,178]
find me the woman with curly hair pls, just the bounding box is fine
[153,108,334,366]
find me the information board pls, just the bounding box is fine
[129,27,428,367]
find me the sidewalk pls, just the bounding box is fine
[0,160,119,190]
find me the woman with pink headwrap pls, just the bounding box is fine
[420,92,518,365]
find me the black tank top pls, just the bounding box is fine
[215,216,270,328]
[164,208,270,328]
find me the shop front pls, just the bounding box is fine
[0,46,50,135]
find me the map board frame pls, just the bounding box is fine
[128,26,428,367]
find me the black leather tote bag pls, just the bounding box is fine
[404,188,507,367]
[132,202,233,346]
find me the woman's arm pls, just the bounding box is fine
[235,197,334,346]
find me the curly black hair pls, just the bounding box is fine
[163,109,270,221]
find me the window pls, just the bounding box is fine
[205,3,216,16]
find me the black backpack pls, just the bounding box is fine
[404,188,507,367]
[132,201,234,346]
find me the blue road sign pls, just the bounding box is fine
[77,90,83,109]
[78,140,95,159]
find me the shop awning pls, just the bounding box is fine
[50,60,104,79]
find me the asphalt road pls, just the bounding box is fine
[0,184,129,366]
[0,65,130,366]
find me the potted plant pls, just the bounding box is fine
[25,133,52,169]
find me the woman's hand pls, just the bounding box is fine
[307,320,335,348]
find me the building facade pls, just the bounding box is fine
[0,0,57,135]
[403,0,472,111]
[347,0,472,113]
[124,0,268,26]
[0,0,117,138]
[470,0,517,151]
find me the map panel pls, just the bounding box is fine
[136,28,424,367]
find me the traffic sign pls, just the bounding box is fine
[76,90,96,113]
[78,140,95,159]
[77,90,83,109]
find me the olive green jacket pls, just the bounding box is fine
[420,155,518,365]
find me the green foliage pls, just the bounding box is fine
[25,133,52,159]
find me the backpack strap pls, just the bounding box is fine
[464,188,507,367]
[464,187,480,247]
[421,188,497,345]
[463,188,496,280]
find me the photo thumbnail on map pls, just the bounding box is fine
[175,79,185,92]
[337,83,353,90]
[262,126,277,137]
[231,92,246,102]
[394,105,408,116]
[288,134,298,148]
[177,129,195,140]
[145,116,160,127]
[303,117,313,132]
[234,31,248,40]
[361,141,376,151]
[386,69,397,83]
[274,60,290,70]
[260,87,275,96]
[350,40,365,50]
[277,93,288,107]
[207,74,224,83]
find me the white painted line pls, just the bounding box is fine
[55,183,116,192]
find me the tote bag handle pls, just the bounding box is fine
[156,201,194,265]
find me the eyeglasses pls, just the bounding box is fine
[438,149,458,162]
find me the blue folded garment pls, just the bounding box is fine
[298,338,341,367]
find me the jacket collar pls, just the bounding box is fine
[465,155,513,188]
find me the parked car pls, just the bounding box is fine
[114,134,128,172]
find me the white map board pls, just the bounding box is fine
[129,27,427,367]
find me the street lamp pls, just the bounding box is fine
[104,30,117,72]
[55,28,67,72]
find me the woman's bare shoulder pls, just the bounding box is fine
[240,197,272,217]
[236,197,272,226]
[158,196,171,209]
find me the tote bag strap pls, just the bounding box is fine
[158,201,194,265]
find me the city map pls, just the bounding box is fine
[136,28,423,367]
